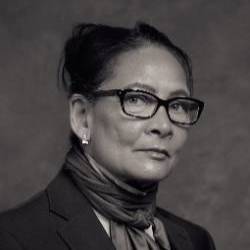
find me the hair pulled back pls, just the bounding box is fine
[60,22,193,97]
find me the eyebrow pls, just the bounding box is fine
[124,82,190,97]
[125,82,156,94]
[168,89,190,97]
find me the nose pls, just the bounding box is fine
[145,106,173,138]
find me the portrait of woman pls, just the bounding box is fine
[0,22,215,250]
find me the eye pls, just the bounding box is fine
[170,102,180,110]
[124,93,155,106]
[127,96,141,104]
[169,101,186,112]
[128,95,144,104]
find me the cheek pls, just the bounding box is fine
[91,104,145,149]
[115,121,146,147]
[173,127,188,153]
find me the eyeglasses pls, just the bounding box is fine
[92,89,204,126]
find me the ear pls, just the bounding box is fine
[69,94,92,142]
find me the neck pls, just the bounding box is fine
[84,150,158,195]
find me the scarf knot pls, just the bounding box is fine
[64,146,171,250]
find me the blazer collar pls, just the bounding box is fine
[47,171,193,250]
[47,170,115,250]
[156,210,194,250]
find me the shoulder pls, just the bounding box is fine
[0,230,23,250]
[0,190,50,249]
[0,189,49,231]
[0,170,71,229]
[0,190,48,227]
[157,207,210,233]
[156,207,216,250]
[0,170,89,249]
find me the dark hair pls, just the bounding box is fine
[60,21,193,98]
[59,22,193,146]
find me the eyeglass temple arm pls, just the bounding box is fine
[92,89,121,97]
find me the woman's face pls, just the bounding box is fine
[84,45,190,186]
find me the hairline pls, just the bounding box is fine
[97,40,193,95]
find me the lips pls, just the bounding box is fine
[135,148,170,160]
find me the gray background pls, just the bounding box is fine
[0,1,250,249]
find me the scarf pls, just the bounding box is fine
[64,146,171,250]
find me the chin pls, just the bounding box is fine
[143,157,176,180]
[125,165,174,189]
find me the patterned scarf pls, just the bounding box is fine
[64,146,171,250]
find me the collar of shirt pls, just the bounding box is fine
[93,209,155,240]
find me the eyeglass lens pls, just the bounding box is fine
[122,91,200,124]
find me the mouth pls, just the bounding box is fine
[136,148,170,160]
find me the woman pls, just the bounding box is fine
[0,22,215,250]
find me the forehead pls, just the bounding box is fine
[102,45,190,97]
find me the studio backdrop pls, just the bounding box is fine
[0,1,250,250]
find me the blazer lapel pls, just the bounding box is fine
[46,171,194,250]
[57,213,115,250]
[46,171,115,250]
[156,210,194,250]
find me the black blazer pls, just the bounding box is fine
[0,171,216,250]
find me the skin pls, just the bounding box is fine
[70,45,190,188]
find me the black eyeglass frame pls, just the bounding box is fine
[91,89,204,126]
